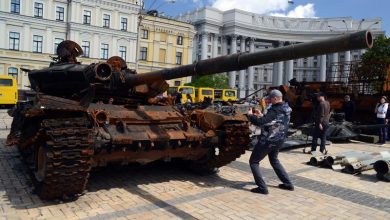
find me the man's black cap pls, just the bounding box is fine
[316,92,326,97]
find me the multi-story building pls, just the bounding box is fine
[138,12,196,86]
[177,7,384,97]
[0,0,140,89]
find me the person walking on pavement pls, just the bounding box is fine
[311,92,331,153]
[247,89,294,195]
[375,96,389,144]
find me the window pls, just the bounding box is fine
[264,75,268,82]
[177,36,183,45]
[33,35,43,53]
[120,17,127,31]
[174,81,181,86]
[140,47,147,61]
[119,46,127,61]
[9,32,20,50]
[82,41,90,58]
[218,47,221,55]
[83,10,91,24]
[8,67,18,78]
[176,52,182,65]
[160,33,167,42]
[159,49,166,63]
[0,78,13,86]
[103,14,110,28]
[141,29,149,39]
[34,2,43,18]
[207,45,211,53]
[11,0,20,14]
[100,44,109,59]
[54,38,63,54]
[56,6,64,21]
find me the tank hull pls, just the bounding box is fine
[8,95,249,199]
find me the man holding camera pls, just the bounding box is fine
[247,89,294,195]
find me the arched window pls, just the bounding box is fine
[8,67,18,78]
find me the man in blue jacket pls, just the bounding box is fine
[247,89,294,194]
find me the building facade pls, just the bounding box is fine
[177,7,384,98]
[138,12,196,87]
[0,0,140,89]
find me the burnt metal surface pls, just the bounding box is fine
[19,117,94,199]
[309,150,390,177]
[5,31,374,200]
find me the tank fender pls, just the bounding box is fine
[191,110,248,131]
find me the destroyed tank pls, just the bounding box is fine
[6,31,373,199]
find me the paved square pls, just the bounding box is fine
[0,110,389,219]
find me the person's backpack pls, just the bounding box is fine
[259,102,292,145]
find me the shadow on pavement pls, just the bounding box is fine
[0,146,252,215]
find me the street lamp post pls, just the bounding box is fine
[356,20,379,57]
[367,21,379,30]
[342,19,353,32]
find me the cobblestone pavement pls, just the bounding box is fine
[0,110,389,220]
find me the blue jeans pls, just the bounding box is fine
[249,141,292,190]
[377,118,387,143]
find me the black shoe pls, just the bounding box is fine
[250,187,269,194]
[278,184,294,191]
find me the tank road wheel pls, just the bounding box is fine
[34,145,47,182]
[190,122,250,174]
[31,117,94,200]
[187,147,220,175]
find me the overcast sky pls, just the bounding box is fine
[145,0,389,35]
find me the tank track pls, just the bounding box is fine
[22,117,93,200]
[192,121,250,171]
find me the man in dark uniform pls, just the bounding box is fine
[342,95,355,122]
[311,92,331,153]
[175,88,183,105]
[247,89,294,194]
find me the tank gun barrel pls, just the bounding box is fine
[125,30,373,87]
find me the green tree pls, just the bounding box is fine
[185,74,230,89]
[356,35,390,91]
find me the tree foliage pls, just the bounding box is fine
[185,74,230,89]
[357,35,390,80]
[356,35,390,92]
[361,35,390,63]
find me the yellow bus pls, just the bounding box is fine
[167,86,195,103]
[214,89,237,102]
[0,75,18,108]
[195,87,214,102]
